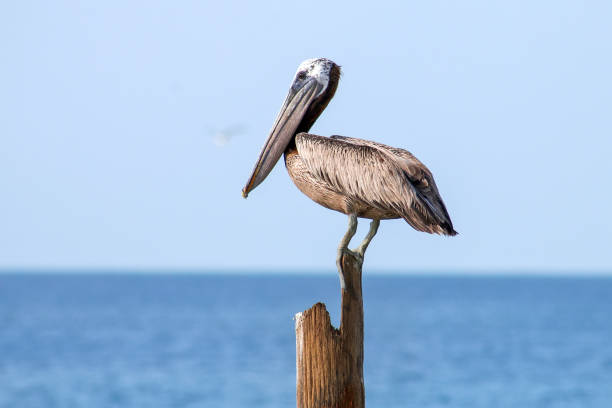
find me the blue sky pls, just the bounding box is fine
[1,1,611,272]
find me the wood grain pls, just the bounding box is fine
[295,250,364,408]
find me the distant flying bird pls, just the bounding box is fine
[242,58,456,269]
[210,124,246,147]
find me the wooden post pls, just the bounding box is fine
[295,250,365,408]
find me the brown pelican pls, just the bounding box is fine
[243,58,456,271]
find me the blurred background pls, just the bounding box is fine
[1,1,611,407]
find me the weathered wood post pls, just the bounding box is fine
[295,249,365,408]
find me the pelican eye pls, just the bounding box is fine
[297,71,307,80]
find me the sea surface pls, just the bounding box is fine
[1,273,611,408]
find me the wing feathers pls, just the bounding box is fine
[296,133,456,235]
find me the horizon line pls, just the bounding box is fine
[1,267,611,277]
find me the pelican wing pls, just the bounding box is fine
[295,133,456,235]
[330,135,456,232]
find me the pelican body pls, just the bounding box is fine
[243,58,456,265]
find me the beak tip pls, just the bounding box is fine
[242,189,249,199]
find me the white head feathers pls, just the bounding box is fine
[294,58,335,96]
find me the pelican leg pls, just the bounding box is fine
[336,214,358,288]
[355,219,380,258]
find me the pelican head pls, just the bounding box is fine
[242,58,340,198]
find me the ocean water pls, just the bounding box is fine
[0,274,611,408]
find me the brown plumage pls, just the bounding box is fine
[286,133,456,236]
[243,57,457,253]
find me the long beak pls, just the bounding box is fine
[242,78,322,198]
